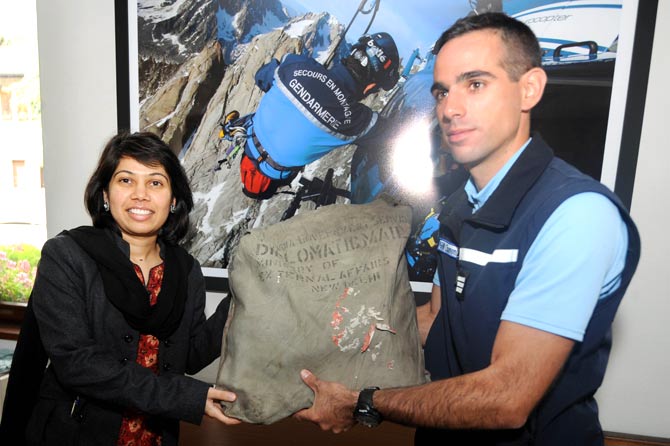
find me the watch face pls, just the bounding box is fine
[355,410,381,428]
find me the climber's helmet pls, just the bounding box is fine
[346,32,400,95]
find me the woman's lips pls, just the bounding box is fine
[127,208,154,220]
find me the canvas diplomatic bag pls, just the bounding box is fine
[216,199,427,423]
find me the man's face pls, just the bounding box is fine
[432,29,532,186]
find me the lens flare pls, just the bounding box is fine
[391,118,434,195]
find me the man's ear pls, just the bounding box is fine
[520,67,547,112]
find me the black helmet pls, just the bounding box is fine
[348,32,400,93]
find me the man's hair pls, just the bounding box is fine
[84,131,194,244]
[433,12,542,81]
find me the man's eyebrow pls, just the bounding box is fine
[456,70,496,83]
[430,82,446,93]
[431,70,496,93]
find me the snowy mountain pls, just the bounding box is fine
[216,0,291,63]
[137,0,291,100]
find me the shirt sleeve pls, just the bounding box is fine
[254,58,280,92]
[501,192,628,341]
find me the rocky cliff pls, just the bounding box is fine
[138,0,219,100]
[138,0,289,99]
[140,40,225,155]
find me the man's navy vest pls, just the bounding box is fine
[418,136,641,445]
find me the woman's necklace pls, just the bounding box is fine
[131,246,159,266]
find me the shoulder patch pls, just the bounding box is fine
[437,237,459,259]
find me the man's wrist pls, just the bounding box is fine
[353,386,383,427]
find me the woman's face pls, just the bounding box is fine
[103,156,174,242]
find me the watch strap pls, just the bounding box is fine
[354,386,382,427]
[358,386,380,407]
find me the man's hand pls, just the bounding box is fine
[205,387,242,425]
[293,369,359,433]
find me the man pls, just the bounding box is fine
[220,32,400,199]
[293,12,640,445]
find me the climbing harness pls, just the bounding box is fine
[213,111,249,171]
[280,168,350,221]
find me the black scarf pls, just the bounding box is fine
[64,226,193,340]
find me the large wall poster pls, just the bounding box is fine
[127,0,630,290]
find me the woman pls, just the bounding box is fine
[25,132,239,444]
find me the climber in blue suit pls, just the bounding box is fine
[224,32,400,199]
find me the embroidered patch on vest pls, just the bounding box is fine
[455,268,469,301]
[437,237,459,259]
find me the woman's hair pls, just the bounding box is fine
[84,131,194,244]
[433,12,542,81]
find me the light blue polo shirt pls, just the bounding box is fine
[433,138,628,341]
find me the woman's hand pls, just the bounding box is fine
[205,387,242,425]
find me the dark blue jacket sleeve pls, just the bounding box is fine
[255,58,280,92]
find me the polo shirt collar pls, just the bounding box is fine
[467,133,554,229]
[465,137,532,212]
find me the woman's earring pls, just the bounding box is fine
[170,203,176,214]
[103,201,110,212]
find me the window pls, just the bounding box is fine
[0,0,45,309]
[11,160,25,188]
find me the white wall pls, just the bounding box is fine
[596,0,670,438]
[35,0,669,438]
[36,0,119,237]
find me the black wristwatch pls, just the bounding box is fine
[353,386,382,427]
